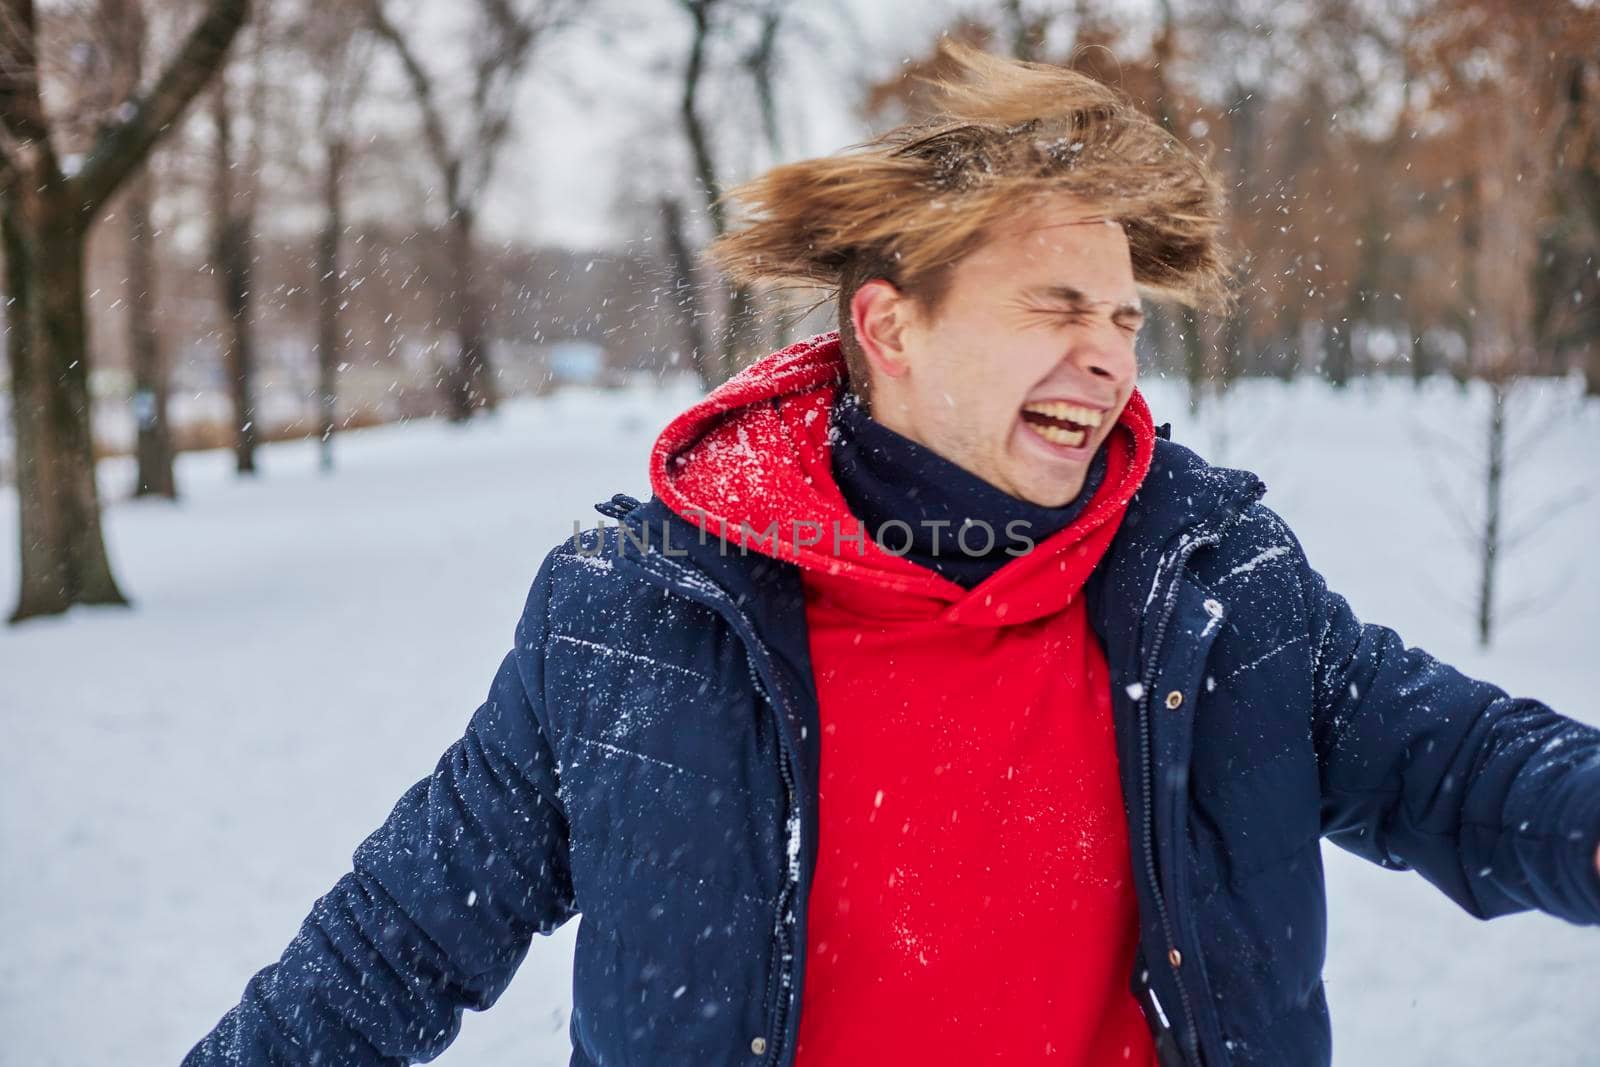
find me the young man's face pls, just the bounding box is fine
[858,199,1143,508]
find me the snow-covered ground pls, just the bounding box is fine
[2,368,1597,1065]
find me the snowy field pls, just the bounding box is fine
[3,368,1598,1065]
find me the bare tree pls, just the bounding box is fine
[656,194,715,387]
[676,0,766,384]
[1548,52,1600,396]
[208,32,265,476]
[1148,0,1212,415]
[1405,0,1588,646]
[90,0,180,499]
[301,3,375,471]
[0,0,250,622]
[740,0,785,161]
[366,0,573,421]
[125,161,176,497]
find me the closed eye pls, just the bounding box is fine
[1018,308,1089,331]
[1021,303,1142,336]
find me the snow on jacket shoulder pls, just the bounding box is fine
[185,347,1600,1067]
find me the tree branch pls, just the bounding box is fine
[0,0,58,183]
[679,0,727,234]
[366,0,460,206]
[1501,481,1597,555]
[0,0,48,143]
[1499,560,1582,632]
[742,0,785,160]
[0,121,21,190]
[72,0,251,214]
[461,0,575,199]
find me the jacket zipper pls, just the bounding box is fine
[746,658,802,1066]
[766,743,800,1065]
[1136,531,1221,1066]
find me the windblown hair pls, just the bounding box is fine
[704,40,1230,398]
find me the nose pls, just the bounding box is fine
[1073,323,1137,385]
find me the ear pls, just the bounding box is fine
[849,279,916,381]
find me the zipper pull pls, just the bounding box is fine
[594,492,642,519]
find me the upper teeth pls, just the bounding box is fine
[1022,401,1104,427]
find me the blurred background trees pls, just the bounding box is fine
[2,0,1597,627]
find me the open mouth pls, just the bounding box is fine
[1019,400,1104,449]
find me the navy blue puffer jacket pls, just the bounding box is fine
[186,430,1600,1067]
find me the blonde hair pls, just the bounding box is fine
[705,40,1230,397]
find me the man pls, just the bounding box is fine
[188,43,1600,1067]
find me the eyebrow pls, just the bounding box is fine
[1021,285,1145,324]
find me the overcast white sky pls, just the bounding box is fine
[476,0,972,250]
[286,0,1162,254]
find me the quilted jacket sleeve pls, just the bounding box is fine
[1272,508,1600,926]
[184,557,577,1065]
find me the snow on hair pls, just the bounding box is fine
[704,40,1231,394]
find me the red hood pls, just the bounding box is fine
[650,331,1155,627]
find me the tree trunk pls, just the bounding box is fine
[1410,327,1431,388]
[1271,312,1301,382]
[445,205,497,420]
[211,86,257,474]
[1324,316,1353,388]
[1181,306,1207,415]
[215,223,257,473]
[999,0,1044,61]
[1477,377,1507,648]
[657,195,715,390]
[125,170,177,498]
[1218,85,1258,389]
[679,0,740,387]
[1221,299,1247,391]
[4,205,129,621]
[1151,1,1209,414]
[720,282,757,380]
[1569,60,1599,396]
[316,137,345,471]
[2,0,249,623]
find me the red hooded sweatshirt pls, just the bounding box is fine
[651,333,1158,1066]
